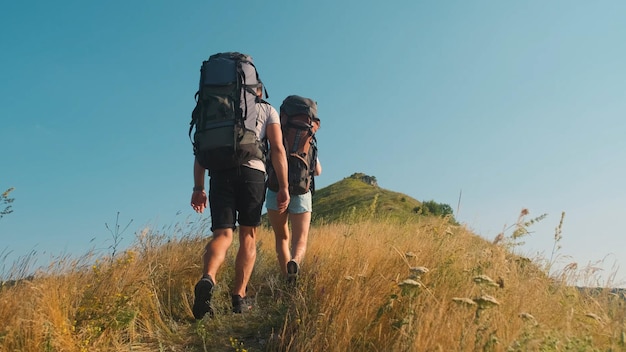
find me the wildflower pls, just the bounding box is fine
[473,295,500,308]
[493,233,505,245]
[398,279,422,288]
[473,275,500,288]
[519,312,537,323]
[410,266,429,275]
[399,279,422,297]
[409,266,429,280]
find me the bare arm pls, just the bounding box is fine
[266,123,290,212]
[191,158,207,213]
[314,158,322,176]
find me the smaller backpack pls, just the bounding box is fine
[267,95,320,195]
[189,52,268,171]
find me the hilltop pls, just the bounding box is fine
[312,172,455,224]
[262,172,454,226]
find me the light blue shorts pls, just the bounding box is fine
[265,190,312,214]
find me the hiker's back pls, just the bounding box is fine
[268,95,320,195]
[189,52,268,171]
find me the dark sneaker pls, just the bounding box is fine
[287,260,299,284]
[192,277,214,319]
[231,294,252,314]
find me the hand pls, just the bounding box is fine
[276,187,290,213]
[191,191,207,213]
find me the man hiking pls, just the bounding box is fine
[189,52,289,318]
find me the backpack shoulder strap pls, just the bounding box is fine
[255,97,270,105]
[188,91,200,145]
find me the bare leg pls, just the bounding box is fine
[232,225,257,297]
[268,209,290,277]
[203,228,234,283]
[289,212,311,265]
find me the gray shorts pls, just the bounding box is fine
[265,190,312,214]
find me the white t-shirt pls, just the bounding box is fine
[244,102,280,173]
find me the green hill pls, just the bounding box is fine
[312,172,454,224]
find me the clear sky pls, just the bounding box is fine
[2,1,625,286]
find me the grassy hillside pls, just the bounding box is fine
[312,173,451,224]
[264,173,453,226]
[1,178,625,351]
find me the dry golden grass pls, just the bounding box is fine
[1,214,624,351]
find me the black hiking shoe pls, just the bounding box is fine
[231,294,252,314]
[192,276,214,319]
[287,260,299,284]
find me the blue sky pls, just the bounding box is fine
[2,1,625,286]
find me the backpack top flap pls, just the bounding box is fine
[201,52,261,87]
[279,95,320,151]
[280,95,318,121]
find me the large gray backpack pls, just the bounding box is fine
[189,52,268,171]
